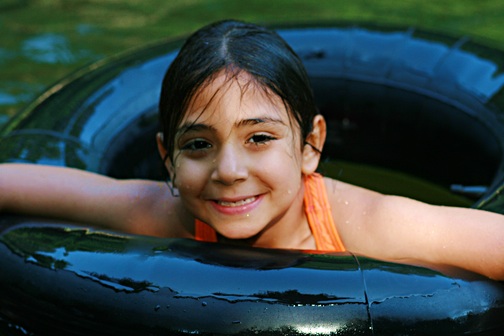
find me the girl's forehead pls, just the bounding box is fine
[181,71,289,125]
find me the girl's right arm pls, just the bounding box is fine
[0,163,189,237]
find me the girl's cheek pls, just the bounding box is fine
[174,159,209,192]
[258,144,302,170]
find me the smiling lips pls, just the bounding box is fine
[210,195,262,215]
[217,196,256,207]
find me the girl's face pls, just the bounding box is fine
[160,71,323,247]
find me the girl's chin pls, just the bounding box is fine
[212,220,265,242]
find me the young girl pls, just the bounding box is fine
[1,20,503,280]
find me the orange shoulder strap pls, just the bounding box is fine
[303,173,346,252]
[194,219,218,242]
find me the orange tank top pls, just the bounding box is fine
[194,173,346,252]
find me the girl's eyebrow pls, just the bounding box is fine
[236,117,286,127]
[177,117,286,136]
[176,123,216,136]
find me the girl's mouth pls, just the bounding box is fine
[209,195,263,215]
[217,196,256,207]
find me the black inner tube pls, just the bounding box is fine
[315,78,500,187]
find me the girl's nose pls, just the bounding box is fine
[211,144,248,185]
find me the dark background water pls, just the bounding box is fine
[1,0,503,129]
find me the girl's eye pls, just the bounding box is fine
[181,139,212,151]
[248,134,277,145]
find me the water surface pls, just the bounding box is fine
[1,0,502,129]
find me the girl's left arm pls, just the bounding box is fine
[331,182,504,280]
[368,196,504,280]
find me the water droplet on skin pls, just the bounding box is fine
[246,213,250,217]
[287,189,292,194]
[344,201,349,205]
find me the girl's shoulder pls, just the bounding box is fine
[121,179,195,238]
[322,176,430,248]
[323,176,382,208]
[322,176,387,251]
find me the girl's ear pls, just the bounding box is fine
[302,114,326,175]
[156,132,174,179]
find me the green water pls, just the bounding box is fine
[320,161,473,207]
[1,0,503,128]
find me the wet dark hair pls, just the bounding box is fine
[158,19,317,163]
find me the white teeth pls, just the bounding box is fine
[218,197,256,207]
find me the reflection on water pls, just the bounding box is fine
[22,33,98,64]
[0,27,102,128]
[0,81,43,107]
